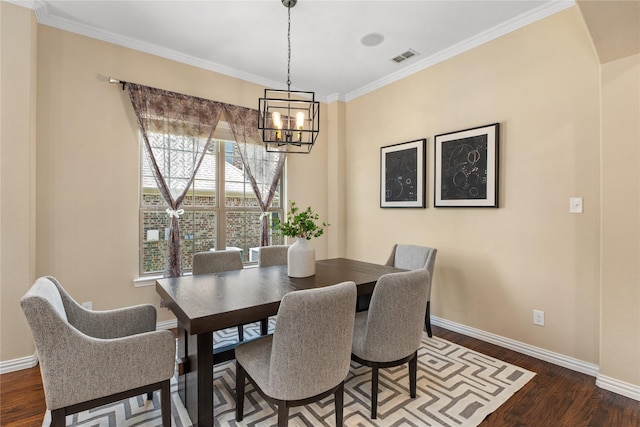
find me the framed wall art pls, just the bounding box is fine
[434,123,499,208]
[380,138,426,208]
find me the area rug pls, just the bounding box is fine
[43,324,535,427]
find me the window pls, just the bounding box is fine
[140,130,284,275]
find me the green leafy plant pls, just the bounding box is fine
[273,200,329,240]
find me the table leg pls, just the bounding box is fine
[180,329,214,427]
[177,323,187,403]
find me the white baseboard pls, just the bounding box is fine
[597,375,640,401]
[431,316,599,376]
[4,316,639,402]
[432,316,640,402]
[0,354,38,375]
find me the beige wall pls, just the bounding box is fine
[600,53,640,385]
[1,3,330,362]
[1,2,37,362]
[2,1,639,394]
[346,7,601,363]
[326,101,348,258]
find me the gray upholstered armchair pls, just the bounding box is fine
[20,276,175,427]
[386,243,438,336]
[235,281,357,427]
[351,269,431,419]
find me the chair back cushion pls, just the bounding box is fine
[388,244,437,273]
[21,276,68,323]
[193,250,243,275]
[269,281,357,400]
[353,269,431,362]
[258,245,289,267]
[20,277,74,408]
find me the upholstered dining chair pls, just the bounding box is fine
[258,245,289,267]
[235,281,357,427]
[20,276,175,427]
[256,245,289,334]
[351,269,431,419]
[192,250,248,340]
[385,243,438,337]
[193,249,244,273]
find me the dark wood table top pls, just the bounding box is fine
[156,257,403,335]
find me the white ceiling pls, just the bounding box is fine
[13,0,574,102]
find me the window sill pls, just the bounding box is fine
[133,273,194,287]
[133,274,165,288]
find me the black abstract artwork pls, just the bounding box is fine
[441,134,488,200]
[435,123,499,208]
[385,147,418,202]
[380,139,426,208]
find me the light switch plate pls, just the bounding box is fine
[569,197,583,214]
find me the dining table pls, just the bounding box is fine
[155,257,405,427]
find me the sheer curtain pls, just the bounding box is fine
[127,83,223,277]
[127,83,286,276]
[223,104,286,247]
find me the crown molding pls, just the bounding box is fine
[345,0,576,101]
[26,1,335,101]
[15,0,573,104]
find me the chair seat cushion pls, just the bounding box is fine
[235,335,273,394]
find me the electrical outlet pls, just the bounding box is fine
[82,301,93,310]
[533,309,545,326]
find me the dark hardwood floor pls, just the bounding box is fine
[433,326,640,427]
[2,325,639,426]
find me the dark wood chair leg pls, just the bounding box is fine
[235,362,246,421]
[51,408,66,427]
[161,380,171,427]
[371,364,379,419]
[409,352,417,398]
[237,325,244,341]
[260,318,269,335]
[425,301,433,337]
[146,391,153,400]
[277,403,289,427]
[335,382,344,427]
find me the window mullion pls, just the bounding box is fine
[217,140,226,250]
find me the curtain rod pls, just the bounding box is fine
[108,77,257,115]
[109,76,127,90]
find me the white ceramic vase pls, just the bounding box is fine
[287,237,316,277]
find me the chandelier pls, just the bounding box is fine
[258,0,320,153]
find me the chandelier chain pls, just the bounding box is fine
[287,4,291,89]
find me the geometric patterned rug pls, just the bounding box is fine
[43,321,535,427]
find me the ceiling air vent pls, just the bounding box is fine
[391,49,419,64]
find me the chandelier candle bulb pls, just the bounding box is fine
[272,111,282,127]
[272,111,282,140]
[296,111,304,140]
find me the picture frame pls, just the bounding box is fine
[434,123,499,208]
[380,138,426,208]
